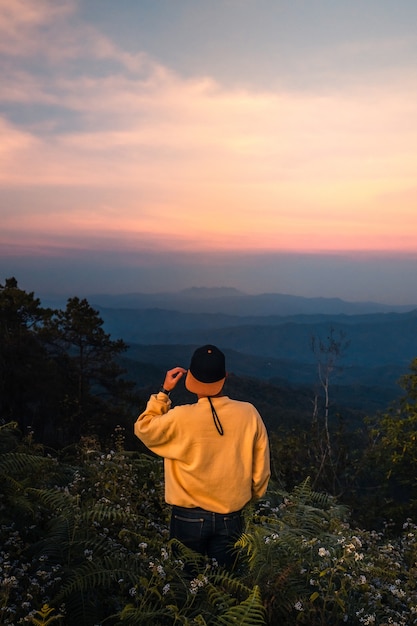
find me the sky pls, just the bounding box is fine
[1,0,417,305]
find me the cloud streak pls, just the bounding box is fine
[0,0,416,302]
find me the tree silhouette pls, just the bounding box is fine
[1,279,139,446]
[47,297,137,443]
[0,277,56,434]
[310,326,350,494]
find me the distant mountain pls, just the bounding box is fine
[96,306,417,367]
[37,288,417,416]
[83,288,416,316]
[39,287,417,316]
[104,307,417,414]
[121,343,403,418]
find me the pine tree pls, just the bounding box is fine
[47,297,138,443]
[0,277,55,434]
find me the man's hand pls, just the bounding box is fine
[163,367,187,392]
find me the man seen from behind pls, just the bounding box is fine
[134,344,271,569]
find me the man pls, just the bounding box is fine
[134,344,270,568]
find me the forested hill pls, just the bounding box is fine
[38,287,417,416]
[91,303,417,417]
[43,286,417,316]
[97,305,417,369]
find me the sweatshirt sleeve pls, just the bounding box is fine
[251,417,271,500]
[134,392,174,452]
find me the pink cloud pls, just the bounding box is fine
[1,0,417,256]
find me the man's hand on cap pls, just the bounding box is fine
[163,367,187,392]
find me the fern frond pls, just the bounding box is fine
[0,471,41,520]
[0,421,20,452]
[235,531,266,568]
[287,477,347,518]
[54,553,143,603]
[1,468,23,490]
[191,616,208,626]
[33,519,113,560]
[84,503,135,525]
[52,592,103,626]
[0,451,53,475]
[29,604,63,625]
[27,487,76,511]
[168,538,207,571]
[119,602,174,625]
[0,420,19,431]
[212,568,252,597]
[204,581,236,613]
[218,585,266,626]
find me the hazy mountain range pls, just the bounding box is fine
[40,288,417,419]
[86,287,417,316]
[51,287,416,419]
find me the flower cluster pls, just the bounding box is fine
[0,529,65,625]
[4,426,417,625]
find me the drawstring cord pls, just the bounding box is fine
[208,397,224,436]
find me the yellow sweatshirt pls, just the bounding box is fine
[134,392,271,514]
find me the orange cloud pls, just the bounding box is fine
[1,0,417,256]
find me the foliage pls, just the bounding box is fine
[2,423,417,625]
[4,277,417,623]
[0,277,56,434]
[44,295,138,443]
[29,604,64,625]
[0,278,139,446]
[0,423,264,625]
[358,355,417,526]
[240,480,417,625]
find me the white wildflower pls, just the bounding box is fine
[189,575,208,595]
[84,549,93,561]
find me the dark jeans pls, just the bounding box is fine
[170,505,244,569]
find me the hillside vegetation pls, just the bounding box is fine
[3,277,417,624]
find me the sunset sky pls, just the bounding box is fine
[1,0,417,304]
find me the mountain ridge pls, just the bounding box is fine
[37,288,417,416]
[40,287,417,316]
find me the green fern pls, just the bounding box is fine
[0,451,69,527]
[54,553,144,603]
[168,537,208,572]
[211,568,253,598]
[85,502,137,524]
[0,421,21,452]
[204,581,237,614]
[28,604,63,625]
[217,585,265,626]
[119,602,178,625]
[236,480,351,624]
[27,486,77,511]
[191,616,208,626]
[0,451,54,475]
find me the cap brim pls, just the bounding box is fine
[185,370,225,396]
